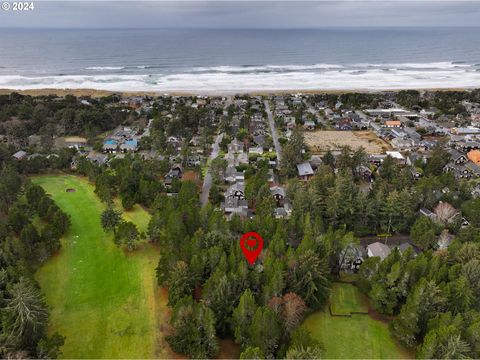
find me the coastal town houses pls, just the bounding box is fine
[297,161,314,181]
[222,182,249,219]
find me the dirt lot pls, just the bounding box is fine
[305,130,391,154]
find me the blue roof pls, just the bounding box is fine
[105,139,117,145]
[125,139,138,146]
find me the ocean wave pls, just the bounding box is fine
[75,62,477,76]
[192,64,344,73]
[1,66,479,93]
[85,66,125,70]
[350,61,472,69]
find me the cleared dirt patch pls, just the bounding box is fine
[305,130,391,154]
[182,170,198,181]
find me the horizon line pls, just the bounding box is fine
[2,25,480,30]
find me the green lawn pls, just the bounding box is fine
[303,283,412,359]
[33,175,170,358]
[329,283,368,315]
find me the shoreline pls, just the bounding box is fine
[0,87,477,98]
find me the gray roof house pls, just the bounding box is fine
[297,162,314,180]
[448,149,468,165]
[304,121,316,130]
[225,182,246,200]
[86,152,108,165]
[367,242,391,261]
[465,162,480,177]
[270,186,286,201]
[228,139,244,153]
[12,150,27,160]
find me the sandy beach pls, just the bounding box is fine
[0,87,476,98]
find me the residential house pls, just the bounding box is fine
[119,139,138,153]
[165,164,183,187]
[394,243,420,256]
[386,151,406,164]
[303,120,316,131]
[472,184,480,199]
[297,162,314,181]
[451,127,480,135]
[55,136,88,150]
[448,149,468,165]
[391,137,414,150]
[225,165,245,184]
[103,139,118,153]
[419,208,437,220]
[253,134,267,149]
[309,155,323,170]
[465,162,480,177]
[274,207,288,219]
[270,186,286,204]
[369,154,387,166]
[358,165,373,182]
[12,150,27,160]
[223,197,249,219]
[385,120,402,128]
[367,242,391,261]
[86,152,108,165]
[286,121,296,130]
[409,167,423,180]
[225,182,246,200]
[340,244,367,272]
[456,141,480,153]
[444,163,472,179]
[335,119,353,131]
[228,139,244,153]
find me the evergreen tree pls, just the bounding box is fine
[100,207,122,234]
[232,289,258,347]
[248,306,282,357]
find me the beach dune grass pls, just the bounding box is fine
[303,282,412,359]
[33,175,167,358]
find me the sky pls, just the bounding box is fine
[1,1,480,29]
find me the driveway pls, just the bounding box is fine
[200,132,224,206]
[264,100,282,163]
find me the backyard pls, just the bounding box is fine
[33,175,172,358]
[303,282,412,359]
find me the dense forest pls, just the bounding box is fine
[0,165,70,358]
[358,229,480,358]
[145,139,480,358]
[149,182,336,358]
[0,93,129,145]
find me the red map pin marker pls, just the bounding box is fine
[240,232,263,265]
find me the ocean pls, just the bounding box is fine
[1,27,480,93]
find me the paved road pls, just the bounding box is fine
[200,96,232,206]
[264,100,282,163]
[200,132,224,206]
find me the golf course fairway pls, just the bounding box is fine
[33,175,169,358]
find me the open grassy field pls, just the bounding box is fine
[303,283,412,359]
[33,175,171,358]
[329,283,369,315]
[305,130,391,154]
